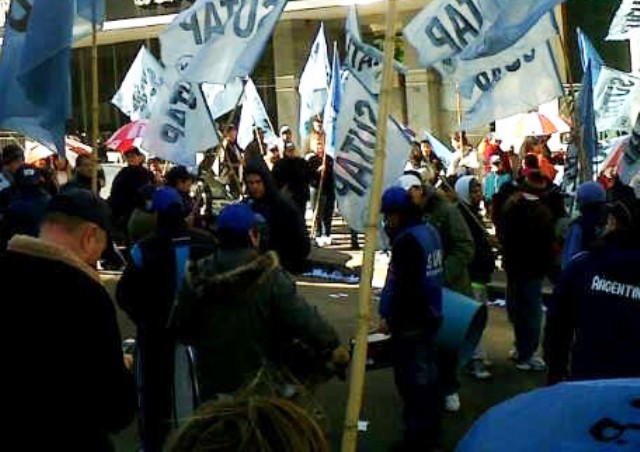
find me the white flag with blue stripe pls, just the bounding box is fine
[345,5,407,96]
[335,74,412,233]
[462,41,563,130]
[593,66,640,132]
[403,0,564,68]
[142,80,219,167]
[112,46,164,121]
[437,13,558,99]
[323,42,342,157]
[238,78,277,149]
[298,23,331,143]
[160,0,287,84]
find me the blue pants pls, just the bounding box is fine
[392,332,442,448]
[506,275,544,362]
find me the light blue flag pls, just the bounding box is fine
[201,78,245,120]
[323,42,342,157]
[458,379,640,451]
[577,28,603,86]
[112,46,165,121]
[462,41,563,130]
[579,61,597,181]
[0,0,80,154]
[238,79,277,149]
[458,0,566,60]
[404,0,564,68]
[74,0,106,41]
[298,23,331,144]
[437,13,558,99]
[160,0,287,84]
[345,5,407,96]
[423,131,453,168]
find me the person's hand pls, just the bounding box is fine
[123,354,134,372]
[330,345,351,381]
[378,319,390,335]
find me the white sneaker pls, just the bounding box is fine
[444,393,461,412]
[468,360,492,380]
[325,235,333,246]
[508,349,519,361]
[315,236,326,247]
[515,357,547,372]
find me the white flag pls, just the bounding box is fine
[238,79,277,149]
[202,77,245,120]
[345,6,407,96]
[403,0,562,68]
[593,66,640,131]
[142,80,219,167]
[298,23,331,142]
[462,42,563,130]
[334,74,412,233]
[436,14,558,99]
[606,0,640,40]
[112,46,164,121]
[160,0,287,84]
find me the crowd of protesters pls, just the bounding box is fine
[0,116,638,452]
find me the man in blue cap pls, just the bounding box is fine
[172,203,347,401]
[379,186,444,451]
[117,186,217,452]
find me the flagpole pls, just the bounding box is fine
[90,0,100,195]
[341,0,398,451]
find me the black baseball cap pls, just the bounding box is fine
[47,189,113,233]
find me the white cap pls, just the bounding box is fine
[396,173,423,191]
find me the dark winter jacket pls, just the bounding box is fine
[380,221,444,334]
[457,203,495,284]
[545,232,640,382]
[272,156,311,210]
[501,191,556,278]
[307,153,335,193]
[173,249,340,400]
[561,204,607,270]
[109,165,155,225]
[1,235,135,451]
[244,162,310,273]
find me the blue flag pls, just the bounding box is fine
[579,61,597,181]
[423,131,453,168]
[323,42,342,157]
[298,23,331,144]
[458,0,566,60]
[577,28,603,86]
[0,0,95,154]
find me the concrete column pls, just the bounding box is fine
[273,21,300,145]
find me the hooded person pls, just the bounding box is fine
[561,182,608,269]
[172,203,345,400]
[454,176,496,380]
[117,186,217,452]
[272,128,312,215]
[243,159,310,273]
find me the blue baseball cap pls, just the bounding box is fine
[217,203,258,234]
[381,186,413,214]
[152,186,184,213]
[576,182,606,208]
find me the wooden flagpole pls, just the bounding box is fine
[341,0,398,450]
[90,0,100,194]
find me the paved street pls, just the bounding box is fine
[103,247,546,451]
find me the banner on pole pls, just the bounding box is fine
[461,42,563,130]
[606,0,640,41]
[238,78,277,149]
[142,80,219,167]
[202,77,245,120]
[112,46,164,121]
[160,0,287,84]
[334,74,412,233]
[403,0,564,69]
[593,66,640,132]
